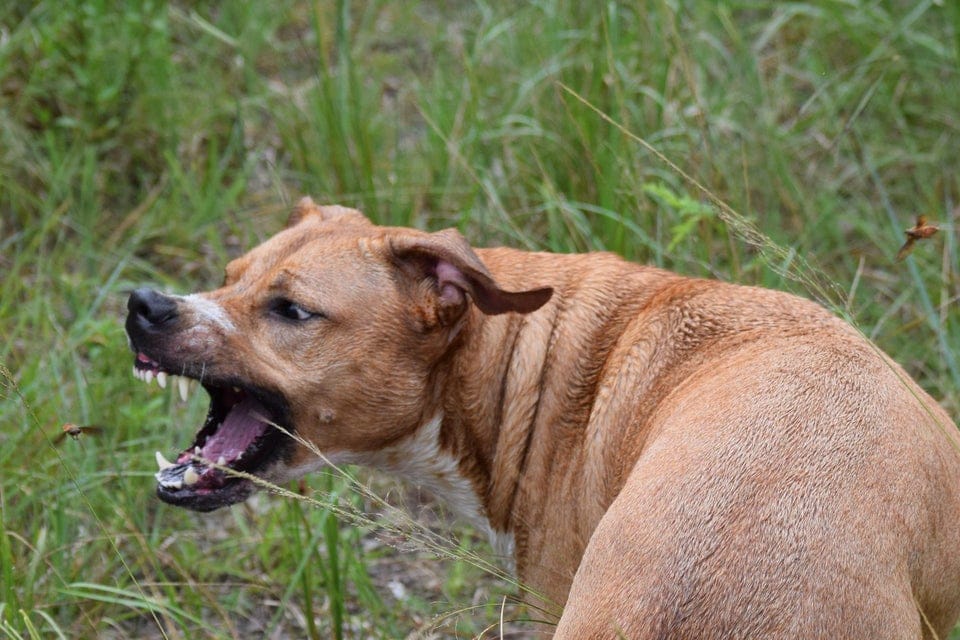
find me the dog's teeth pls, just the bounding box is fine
[183,467,200,486]
[217,456,226,466]
[157,475,182,490]
[155,470,182,489]
[178,377,190,402]
[132,366,139,379]
[155,451,175,471]
[156,371,167,389]
[232,386,240,393]
[194,446,202,456]
[144,370,154,385]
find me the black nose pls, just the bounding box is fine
[127,288,179,328]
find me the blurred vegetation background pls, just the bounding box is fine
[1,0,958,637]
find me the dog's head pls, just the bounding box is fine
[125,198,552,511]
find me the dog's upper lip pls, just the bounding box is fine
[131,350,195,400]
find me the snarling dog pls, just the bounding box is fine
[126,198,960,638]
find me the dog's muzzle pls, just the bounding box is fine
[124,288,292,512]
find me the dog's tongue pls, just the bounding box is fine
[201,397,269,462]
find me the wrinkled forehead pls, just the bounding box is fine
[223,220,390,289]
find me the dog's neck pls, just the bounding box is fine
[345,247,685,600]
[429,249,680,587]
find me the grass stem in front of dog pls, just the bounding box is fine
[320,490,345,640]
[287,498,323,640]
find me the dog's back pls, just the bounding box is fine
[535,273,960,638]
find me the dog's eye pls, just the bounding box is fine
[270,299,318,321]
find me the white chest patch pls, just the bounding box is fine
[319,415,515,571]
[371,415,488,530]
[488,529,516,573]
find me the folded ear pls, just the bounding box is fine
[287,196,370,228]
[389,229,553,323]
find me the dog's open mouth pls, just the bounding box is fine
[133,352,290,512]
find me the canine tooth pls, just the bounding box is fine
[155,451,175,471]
[178,377,190,402]
[217,456,226,466]
[194,446,202,456]
[183,467,200,486]
[156,371,167,389]
[144,370,154,385]
[132,366,139,379]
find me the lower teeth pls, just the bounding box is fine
[156,473,182,490]
[183,467,200,486]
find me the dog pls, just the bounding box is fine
[126,198,960,638]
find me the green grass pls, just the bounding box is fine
[1,0,958,637]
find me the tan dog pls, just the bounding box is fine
[126,198,960,638]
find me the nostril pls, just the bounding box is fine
[128,288,179,326]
